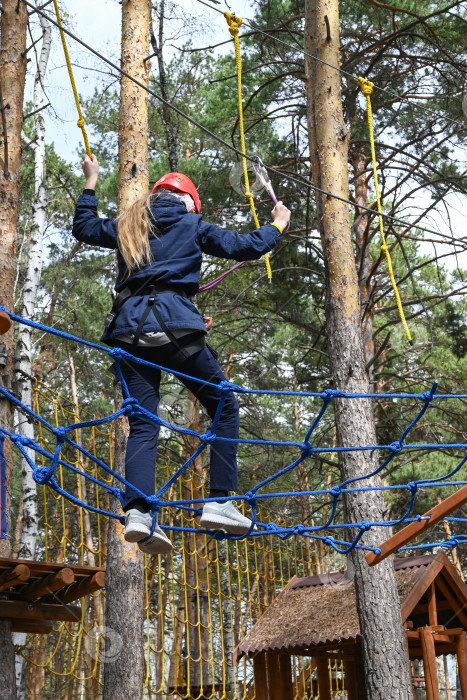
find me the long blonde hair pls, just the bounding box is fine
[117,192,157,275]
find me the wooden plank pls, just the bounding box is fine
[435,575,467,628]
[0,556,105,579]
[400,559,444,623]
[253,653,268,700]
[427,583,437,626]
[11,619,54,634]
[42,571,105,605]
[409,645,456,659]
[315,657,332,700]
[412,600,452,615]
[0,599,81,621]
[0,564,30,592]
[366,485,467,566]
[455,632,467,700]
[21,567,74,601]
[420,627,440,700]
[278,655,294,700]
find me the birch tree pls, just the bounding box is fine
[11,10,51,695]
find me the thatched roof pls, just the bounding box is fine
[236,552,467,660]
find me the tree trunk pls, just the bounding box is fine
[12,10,51,694]
[103,0,150,698]
[0,0,28,696]
[150,0,178,172]
[304,2,412,698]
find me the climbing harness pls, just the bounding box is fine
[359,77,412,345]
[104,283,205,365]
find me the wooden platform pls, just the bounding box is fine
[0,557,105,634]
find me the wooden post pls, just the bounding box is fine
[304,1,413,698]
[427,583,437,627]
[253,653,268,700]
[343,658,359,700]
[265,652,283,700]
[455,633,467,700]
[316,657,332,700]
[103,0,150,699]
[420,627,440,700]
[278,655,294,700]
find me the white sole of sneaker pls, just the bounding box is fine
[124,524,150,543]
[199,514,252,535]
[138,533,173,555]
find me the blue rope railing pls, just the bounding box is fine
[1,306,466,555]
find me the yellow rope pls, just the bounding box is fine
[52,0,92,158]
[225,12,272,283]
[359,77,412,345]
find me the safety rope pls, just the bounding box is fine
[52,0,92,158]
[359,77,412,345]
[225,12,272,283]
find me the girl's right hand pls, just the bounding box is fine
[82,153,99,189]
[271,201,291,232]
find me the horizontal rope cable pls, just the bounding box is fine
[23,0,466,249]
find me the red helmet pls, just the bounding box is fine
[152,172,201,213]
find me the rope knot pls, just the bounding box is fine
[146,495,160,511]
[224,11,242,36]
[421,390,432,402]
[448,537,459,549]
[389,441,402,453]
[407,481,418,495]
[293,524,305,535]
[217,379,240,394]
[121,397,140,416]
[381,244,388,253]
[33,467,52,485]
[301,442,313,458]
[200,430,216,444]
[244,191,254,200]
[109,347,125,360]
[323,536,334,546]
[358,76,374,97]
[53,426,67,440]
[330,486,341,497]
[77,117,85,128]
[360,520,371,532]
[245,491,257,509]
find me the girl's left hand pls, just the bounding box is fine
[82,153,99,189]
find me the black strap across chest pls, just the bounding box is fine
[104,283,204,366]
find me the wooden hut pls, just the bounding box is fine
[235,553,467,700]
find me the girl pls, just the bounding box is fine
[73,154,290,554]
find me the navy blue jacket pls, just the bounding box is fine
[72,192,281,343]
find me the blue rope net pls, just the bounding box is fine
[1,306,466,557]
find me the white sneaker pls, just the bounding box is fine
[124,508,173,555]
[199,500,256,535]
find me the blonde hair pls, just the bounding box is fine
[116,192,157,275]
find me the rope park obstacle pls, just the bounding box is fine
[1,3,466,565]
[1,307,466,562]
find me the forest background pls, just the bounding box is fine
[5,0,467,695]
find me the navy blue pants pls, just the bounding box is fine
[114,338,239,509]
